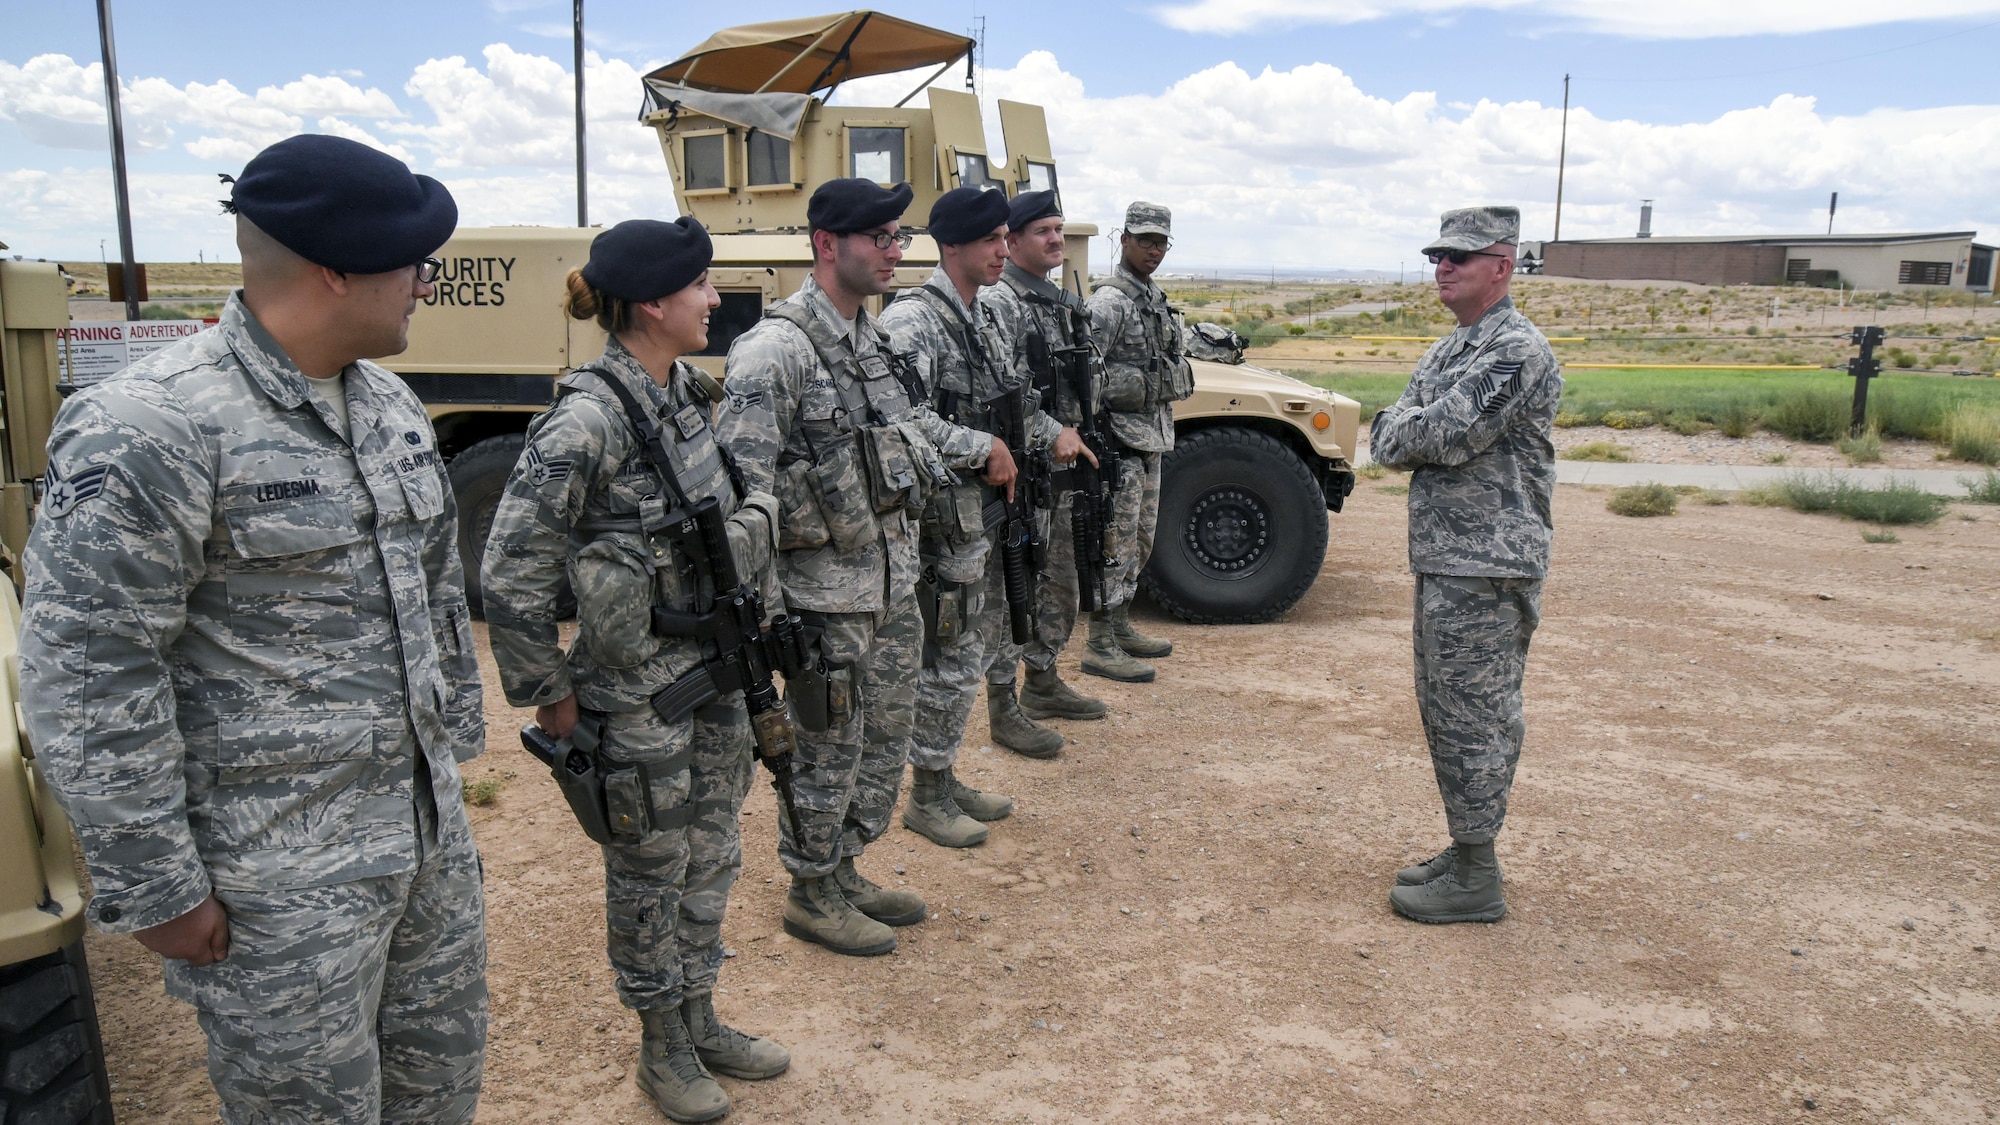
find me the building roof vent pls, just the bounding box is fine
[1638,200,1653,239]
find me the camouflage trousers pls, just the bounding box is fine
[989,494,1080,685]
[911,556,988,772]
[1104,450,1163,608]
[165,769,487,1125]
[589,697,754,1011]
[1412,573,1543,845]
[780,596,921,878]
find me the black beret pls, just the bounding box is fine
[807,178,914,234]
[928,187,1010,246]
[580,218,713,303]
[1007,189,1062,232]
[229,134,457,274]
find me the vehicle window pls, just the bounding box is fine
[684,133,726,191]
[849,127,905,183]
[747,131,791,186]
[1023,161,1058,198]
[697,291,764,357]
[956,152,1004,192]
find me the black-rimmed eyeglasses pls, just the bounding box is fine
[852,230,915,251]
[1426,249,1509,266]
[417,257,445,284]
[1130,234,1172,251]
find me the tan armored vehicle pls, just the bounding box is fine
[0,249,115,1124]
[394,10,1359,624]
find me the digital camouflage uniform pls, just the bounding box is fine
[1369,293,1560,846]
[880,267,1057,771]
[983,260,1099,680]
[1087,255,1194,609]
[480,338,783,1012]
[714,275,992,878]
[20,294,488,1125]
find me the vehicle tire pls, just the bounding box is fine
[448,434,574,620]
[1142,426,1328,625]
[0,940,115,1125]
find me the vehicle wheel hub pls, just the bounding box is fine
[1184,487,1270,576]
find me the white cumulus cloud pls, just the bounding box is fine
[1151,0,2000,38]
[2,44,1993,267]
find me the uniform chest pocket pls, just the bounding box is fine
[398,467,444,522]
[222,495,364,641]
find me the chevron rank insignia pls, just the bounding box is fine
[523,445,573,488]
[43,462,113,518]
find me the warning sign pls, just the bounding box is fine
[59,320,215,387]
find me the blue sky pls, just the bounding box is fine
[6,0,1998,268]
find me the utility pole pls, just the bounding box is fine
[1553,73,1570,243]
[96,0,140,321]
[573,0,588,227]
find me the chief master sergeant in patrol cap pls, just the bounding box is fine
[715,178,1015,956]
[1368,205,1561,925]
[19,133,489,1123]
[1084,201,1196,683]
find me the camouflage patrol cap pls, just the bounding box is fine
[1121,201,1171,238]
[1422,206,1520,254]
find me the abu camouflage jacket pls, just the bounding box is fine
[1086,262,1193,453]
[1368,295,1562,579]
[19,293,483,935]
[481,338,782,714]
[714,274,993,613]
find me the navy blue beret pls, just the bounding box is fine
[806,178,914,233]
[1007,189,1062,232]
[229,134,457,274]
[581,218,713,303]
[928,187,1010,246]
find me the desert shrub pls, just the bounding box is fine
[1606,483,1678,517]
[1946,404,2000,465]
[1563,442,1633,462]
[1867,389,1949,441]
[464,777,504,806]
[1744,473,1946,525]
[1716,401,1757,439]
[1696,488,1730,505]
[1883,347,1918,368]
[1553,410,1596,428]
[1286,324,1307,336]
[1836,428,1884,464]
[1600,409,1654,430]
[1356,461,1390,480]
[1861,529,1901,543]
[1664,413,1710,436]
[1959,471,2000,504]
[1762,387,1848,442]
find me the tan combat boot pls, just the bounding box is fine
[831,855,928,926]
[1110,603,1173,658]
[1020,664,1107,721]
[1389,841,1506,924]
[682,992,790,1080]
[942,764,1014,821]
[986,682,1064,759]
[901,767,989,848]
[1080,611,1155,683]
[782,873,897,956]
[1395,843,1456,886]
[637,1007,730,1123]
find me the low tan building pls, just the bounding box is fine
[1539,232,1993,292]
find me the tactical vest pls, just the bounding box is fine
[1093,273,1195,408]
[763,301,947,550]
[906,283,1013,431]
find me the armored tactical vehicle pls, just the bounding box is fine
[0,250,116,1124]
[394,10,1359,624]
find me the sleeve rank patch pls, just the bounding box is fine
[523,445,574,488]
[725,388,765,414]
[1473,360,1526,417]
[43,462,113,518]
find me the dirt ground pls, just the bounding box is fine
[82,478,1999,1123]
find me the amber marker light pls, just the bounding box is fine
[1312,411,1332,431]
